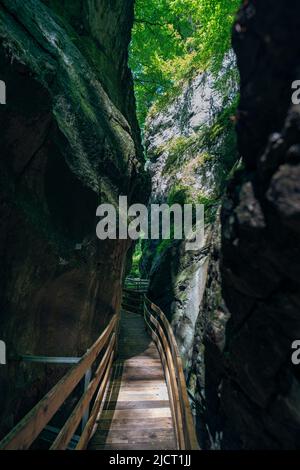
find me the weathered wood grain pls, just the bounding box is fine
[88,310,177,450]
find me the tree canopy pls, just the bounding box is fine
[130,0,241,124]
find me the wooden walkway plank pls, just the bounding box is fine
[95,417,174,431]
[88,310,177,451]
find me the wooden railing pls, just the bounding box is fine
[144,297,199,450]
[124,277,149,292]
[0,276,199,450]
[0,314,119,450]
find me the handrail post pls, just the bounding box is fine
[0,315,118,451]
[143,295,199,450]
[82,368,92,432]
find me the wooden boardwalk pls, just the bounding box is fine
[88,310,177,450]
[0,279,198,451]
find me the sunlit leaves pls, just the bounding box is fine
[130,0,240,125]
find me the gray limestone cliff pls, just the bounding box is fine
[141,65,237,383]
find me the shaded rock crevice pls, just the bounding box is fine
[0,0,149,436]
[218,0,300,449]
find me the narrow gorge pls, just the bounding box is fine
[0,0,299,452]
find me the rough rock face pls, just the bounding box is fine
[148,237,210,371]
[218,0,300,449]
[143,73,224,372]
[186,212,228,449]
[145,73,224,204]
[0,0,149,436]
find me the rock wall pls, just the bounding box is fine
[145,72,222,203]
[0,0,149,436]
[187,211,230,449]
[142,1,300,449]
[218,0,300,449]
[143,68,237,376]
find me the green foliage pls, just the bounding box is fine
[157,237,173,255]
[167,183,218,223]
[130,0,240,124]
[167,184,190,206]
[196,192,219,223]
[162,135,196,174]
[161,95,238,188]
[153,186,218,257]
[130,240,143,277]
[201,95,238,167]
[130,0,240,264]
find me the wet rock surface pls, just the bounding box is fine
[218,0,300,449]
[142,72,225,373]
[0,0,149,436]
[147,0,300,450]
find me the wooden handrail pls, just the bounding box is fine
[50,333,116,450]
[0,314,119,450]
[144,296,199,450]
[124,277,149,292]
[1,276,199,451]
[75,347,114,450]
[144,305,185,449]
